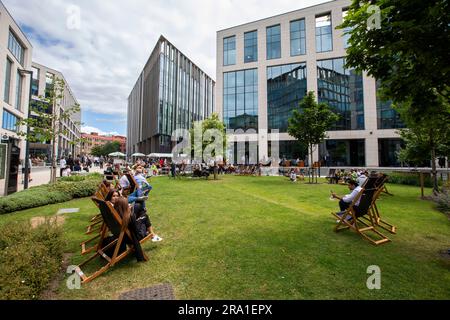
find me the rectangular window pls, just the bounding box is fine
[376,81,405,129]
[378,139,405,167]
[223,69,258,131]
[342,9,351,49]
[244,30,258,63]
[15,70,23,111]
[45,72,54,98]
[317,57,364,130]
[32,66,40,96]
[4,59,13,104]
[316,14,333,52]
[266,25,281,60]
[2,110,19,132]
[223,36,236,66]
[8,30,25,65]
[290,19,306,56]
[319,139,366,167]
[267,63,307,133]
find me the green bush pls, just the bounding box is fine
[386,172,442,188]
[0,174,102,215]
[0,221,65,300]
[433,188,450,216]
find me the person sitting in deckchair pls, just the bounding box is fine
[290,169,297,182]
[331,179,362,213]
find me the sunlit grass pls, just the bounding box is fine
[1,176,449,299]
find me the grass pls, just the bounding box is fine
[0,176,449,300]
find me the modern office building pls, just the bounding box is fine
[217,0,404,167]
[0,0,33,195]
[30,62,82,159]
[128,36,215,155]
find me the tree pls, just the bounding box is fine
[341,0,450,192]
[18,77,81,184]
[90,141,121,157]
[396,100,450,193]
[190,113,227,162]
[340,0,450,120]
[288,92,339,183]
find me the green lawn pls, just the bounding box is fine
[1,176,449,300]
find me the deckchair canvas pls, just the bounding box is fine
[75,197,152,284]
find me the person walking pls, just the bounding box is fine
[60,157,66,177]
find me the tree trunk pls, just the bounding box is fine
[431,147,439,194]
[310,144,314,184]
[50,100,57,184]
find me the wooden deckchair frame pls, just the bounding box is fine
[331,183,391,245]
[360,177,397,234]
[75,197,152,284]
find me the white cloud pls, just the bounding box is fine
[81,126,119,136]
[4,0,328,120]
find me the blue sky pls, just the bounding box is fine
[4,0,328,137]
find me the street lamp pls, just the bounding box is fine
[19,69,33,190]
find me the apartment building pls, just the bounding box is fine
[0,0,33,195]
[30,62,82,159]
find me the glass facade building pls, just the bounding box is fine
[267,63,307,132]
[317,57,364,131]
[218,0,407,167]
[128,36,215,155]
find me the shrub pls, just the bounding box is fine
[0,174,103,215]
[386,172,442,188]
[0,221,65,300]
[433,188,450,216]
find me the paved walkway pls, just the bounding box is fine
[16,166,105,192]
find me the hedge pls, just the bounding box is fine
[386,172,443,188]
[0,221,65,299]
[0,174,103,215]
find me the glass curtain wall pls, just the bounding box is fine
[223,69,258,132]
[267,63,307,132]
[317,57,364,131]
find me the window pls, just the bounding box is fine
[376,81,405,129]
[290,19,306,56]
[45,72,54,98]
[4,59,13,104]
[15,70,23,110]
[267,63,307,132]
[244,31,258,63]
[223,36,236,66]
[317,57,364,130]
[316,14,333,52]
[223,69,258,131]
[2,110,19,132]
[266,25,281,60]
[8,31,25,65]
[378,139,405,167]
[32,66,40,96]
[342,9,351,49]
[319,139,366,167]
